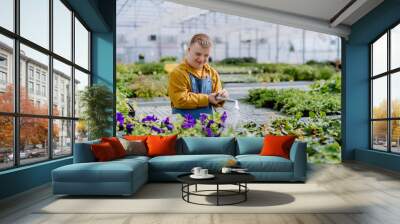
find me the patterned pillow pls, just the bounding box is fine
[119,138,147,156]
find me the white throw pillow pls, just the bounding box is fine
[119,138,147,156]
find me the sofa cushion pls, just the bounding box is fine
[91,142,118,161]
[260,135,296,159]
[179,137,236,155]
[115,155,150,163]
[148,154,235,172]
[236,155,293,172]
[119,138,147,156]
[52,158,147,183]
[101,137,127,158]
[236,137,263,155]
[73,140,101,163]
[147,135,177,157]
[124,135,148,141]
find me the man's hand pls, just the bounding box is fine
[216,89,229,99]
[208,92,222,105]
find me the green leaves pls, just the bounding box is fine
[246,77,341,117]
[116,63,168,98]
[79,84,114,140]
[245,76,342,164]
[237,113,341,164]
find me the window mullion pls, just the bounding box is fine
[48,0,54,160]
[71,10,76,154]
[13,0,20,167]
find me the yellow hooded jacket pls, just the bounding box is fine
[168,60,223,109]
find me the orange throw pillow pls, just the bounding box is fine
[124,135,148,141]
[91,142,117,161]
[101,137,127,158]
[260,135,296,159]
[146,135,177,157]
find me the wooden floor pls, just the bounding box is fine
[1,162,400,224]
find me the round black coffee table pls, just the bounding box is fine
[177,173,255,206]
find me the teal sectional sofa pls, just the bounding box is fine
[52,137,307,196]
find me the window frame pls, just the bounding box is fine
[370,21,400,154]
[0,0,92,171]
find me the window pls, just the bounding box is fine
[0,116,13,170]
[35,70,41,81]
[53,119,72,158]
[20,0,49,49]
[36,84,40,95]
[28,67,34,80]
[53,0,72,60]
[370,23,400,154]
[20,117,49,165]
[53,59,72,117]
[0,0,91,170]
[0,35,13,113]
[0,0,14,32]
[74,69,89,119]
[75,18,89,70]
[0,55,7,67]
[0,71,6,85]
[28,81,34,94]
[74,69,89,142]
[0,54,7,86]
[42,85,46,97]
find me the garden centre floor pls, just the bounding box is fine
[133,81,312,125]
[1,162,400,224]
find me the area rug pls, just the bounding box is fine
[37,183,362,214]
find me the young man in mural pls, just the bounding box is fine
[168,33,229,120]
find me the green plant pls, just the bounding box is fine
[246,78,341,116]
[129,74,168,98]
[79,84,113,140]
[310,75,341,94]
[160,56,177,63]
[237,112,342,164]
[132,63,165,75]
[219,57,257,65]
[116,90,132,117]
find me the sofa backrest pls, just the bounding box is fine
[177,137,236,155]
[236,137,264,155]
[73,140,100,163]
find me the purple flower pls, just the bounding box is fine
[221,111,227,123]
[118,124,124,131]
[116,112,124,125]
[161,117,174,130]
[205,127,213,137]
[199,113,208,124]
[181,114,196,129]
[142,114,158,123]
[162,117,171,124]
[151,126,164,134]
[166,124,174,131]
[126,123,133,134]
[206,119,215,128]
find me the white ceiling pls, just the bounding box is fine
[168,0,384,38]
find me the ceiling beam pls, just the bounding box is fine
[167,0,351,38]
[330,0,368,28]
